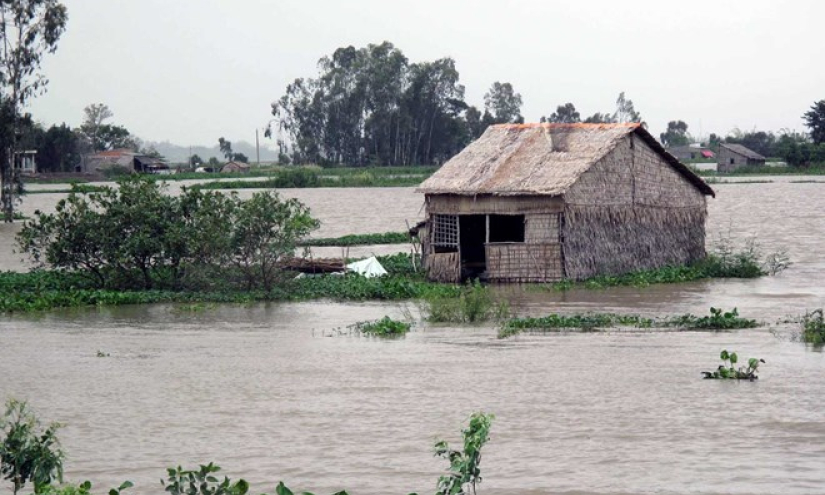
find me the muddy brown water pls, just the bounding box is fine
[1,180,825,494]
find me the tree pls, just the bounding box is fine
[96,124,137,151]
[0,0,68,222]
[724,129,777,158]
[613,91,642,123]
[218,137,233,161]
[583,112,616,124]
[483,81,523,124]
[660,120,690,148]
[233,152,249,163]
[0,399,64,495]
[79,103,113,151]
[803,100,825,144]
[190,154,203,167]
[37,123,80,172]
[543,103,580,123]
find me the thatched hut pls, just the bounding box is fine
[415,123,715,283]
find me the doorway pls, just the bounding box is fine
[459,215,486,278]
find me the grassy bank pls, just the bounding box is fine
[695,165,825,176]
[299,231,411,247]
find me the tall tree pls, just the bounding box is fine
[660,120,690,147]
[583,112,616,124]
[37,123,80,172]
[613,91,642,123]
[483,81,523,124]
[79,103,113,151]
[0,0,68,222]
[543,103,581,123]
[803,100,825,144]
[218,137,233,161]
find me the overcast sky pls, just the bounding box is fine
[27,0,825,148]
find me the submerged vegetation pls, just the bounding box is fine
[498,307,758,338]
[423,281,510,323]
[351,316,411,337]
[702,349,764,380]
[0,401,492,495]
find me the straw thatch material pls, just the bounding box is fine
[417,123,714,283]
[417,123,714,198]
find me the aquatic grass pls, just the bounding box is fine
[498,307,758,338]
[351,316,411,337]
[423,281,510,323]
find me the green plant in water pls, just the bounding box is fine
[702,349,765,380]
[434,412,494,495]
[352,316,411,337]
[424,281,509,324]
[95,350,109,358]
[799,309,825,345]
[0,399,64,495]
[163,463,249,495]
[667,307,758,330]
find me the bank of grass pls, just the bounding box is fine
[695,165,825,176]
[299,231,410,247]
[498,307,759,338]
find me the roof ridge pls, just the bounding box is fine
[492,122,641,130]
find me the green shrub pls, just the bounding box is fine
[352,316,411,337]
[800,309,825,345]
[423,281,509,323]
[0,399,64,495]
[702,349,764,380]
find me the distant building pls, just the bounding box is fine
[83,149,169,174]
[221,161,251,173]
[717,144,766,173]
[667,145,714,162]
[14,150,37,174]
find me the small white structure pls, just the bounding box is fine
[14,150,37,174]
[346,257,387,278]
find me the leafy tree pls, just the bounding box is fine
[96,124,137,151]
[583,112,616,124]
[613,91,642,123]
[218,137,233,161]
[483,81,523,124]
[37,123,81,171]
[707,133,721,149]
[190,154,203,167]
[0,399,64,495]
[724,129,776,158]
[0,0,68,222]
[233,152,248,163]
[660,120,690,148]
[542,103,580,123]
[79,103,113,151]
[803,99,825,144]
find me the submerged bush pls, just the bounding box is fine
[798,309,825,345]
[702,349,765,380]
[423,281,509,323]
[351,316,411,337]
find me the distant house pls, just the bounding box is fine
[83,149,170,174]
[416,123,715,283]
[717,144,766,172]
[668,145,714,162]
[221,161,251,173]
[14,150,37,174]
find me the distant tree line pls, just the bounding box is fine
[268,41,525,167]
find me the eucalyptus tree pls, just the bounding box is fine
[483,81,523,124]
[0,0,68,222]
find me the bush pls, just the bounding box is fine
[0,399,64,495]
[352,316,411,337]
[424,281,509,323]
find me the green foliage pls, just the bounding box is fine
[499,308,758,338]
[423,281,509,323]
[352,316,411,337]
[434,413,494,495]
[803,99,825,144]
[16,177,319,292]
[163,463,249,495]
[799,309,825,345]
[660,120,690,148]
[0,399,63,495]
[703,349,764,380]
[36,480,133,495]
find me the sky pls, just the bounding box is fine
[26,0,825,148]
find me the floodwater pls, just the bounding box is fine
[1,179,825,494]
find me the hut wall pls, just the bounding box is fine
[717,147,745,172]
[563,135,707,280]
[425,252,460,283]
[426,194,563,215]
[486,243,563,282]
[524,213,560,243]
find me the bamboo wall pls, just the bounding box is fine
[486,243,563,282]
[426,194,563,215]
[425,252,461,283]
[562,135,707,280]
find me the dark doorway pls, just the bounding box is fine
[459,215,486,278]
[489,214,525,243]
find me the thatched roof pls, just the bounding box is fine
[719,143,766,160]
[417,123,714,197]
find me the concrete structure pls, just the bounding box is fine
[717,143,766,172]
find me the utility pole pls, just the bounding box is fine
[255,129,260,166]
